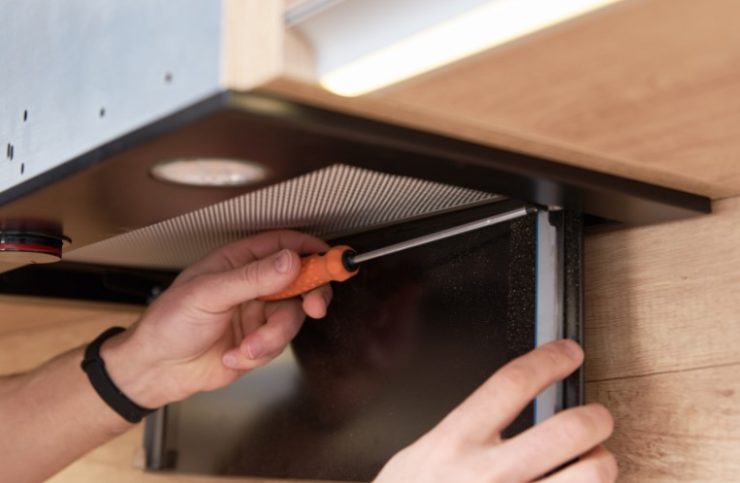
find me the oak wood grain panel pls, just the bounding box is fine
[0,297,323,482]
[267,0,740,198]
[586,365,740,482]
[0,296,142,375]
[584,196,740,481]
[48,423,331,483]
[584,196,740,381]
[374,0,740,198]
[223,0,314,91]
[0,298,134,336]
[222,0,285,91]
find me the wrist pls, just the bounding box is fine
[100,328,171,410]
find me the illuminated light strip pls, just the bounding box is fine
[320,0,621,96]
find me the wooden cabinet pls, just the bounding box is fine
[585,197,740,482]
[241,0,740,200]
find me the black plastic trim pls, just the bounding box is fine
[562,210,584,410]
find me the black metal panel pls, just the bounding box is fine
[561,210,584,410]
[147,201,544,481]
[0,262,175,305]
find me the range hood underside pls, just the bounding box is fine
[0,92,709,272]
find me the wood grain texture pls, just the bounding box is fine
[222,0,285,91]
[48,425,331,483]
[0,296,319,482]
[0,296,142,374]
[584,197,740,380]
[374,0,740,199]
[263,0,740,199]
[584,196,740,482]
[587,367,740,483]
[222,0,314,91]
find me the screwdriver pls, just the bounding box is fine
[258,206,535,302]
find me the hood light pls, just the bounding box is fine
[151,158,267,187]
[318,0,622,96]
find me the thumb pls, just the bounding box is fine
[190,249,301,312]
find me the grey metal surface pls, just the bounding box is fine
[0,0,223,194]
[143,406,169,470]
[352,206,530,264]
[534,210,563,423]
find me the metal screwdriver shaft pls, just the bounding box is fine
[350,206,535,265]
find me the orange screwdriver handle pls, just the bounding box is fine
[258,245,359,302]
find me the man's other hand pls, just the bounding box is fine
[375,340,617,483]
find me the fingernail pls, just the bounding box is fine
[246,340,264,359]
[223,353,238,368]
[559,339,583,360]
[274,249,292,274]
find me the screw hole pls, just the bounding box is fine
[99,107,106,118]
[164,72,173,83]
[20,163,25,175]
[6,143,13,160]
[23,110,28,122]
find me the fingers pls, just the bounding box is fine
[491,404,614,481]
[176,231,329,284]
[187,249,302,313]
[302,283,333,319]
[437,340,584,443]
[537,445,618,483]
[222,299,305,370]
[236,300,266,336]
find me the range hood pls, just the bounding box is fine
[0,2,712,481]
[0,1,710,275]
[0,85,710,273]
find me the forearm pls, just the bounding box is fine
[0,345,133,483]
[0,232,331,482]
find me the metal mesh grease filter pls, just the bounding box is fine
[66,164,500,269]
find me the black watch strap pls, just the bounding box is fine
[81,326,156,423]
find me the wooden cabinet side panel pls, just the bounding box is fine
[585,197,740,482]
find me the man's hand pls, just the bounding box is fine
[375,340,617,483]
[0,231,334,483]
[101,230,332,409]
